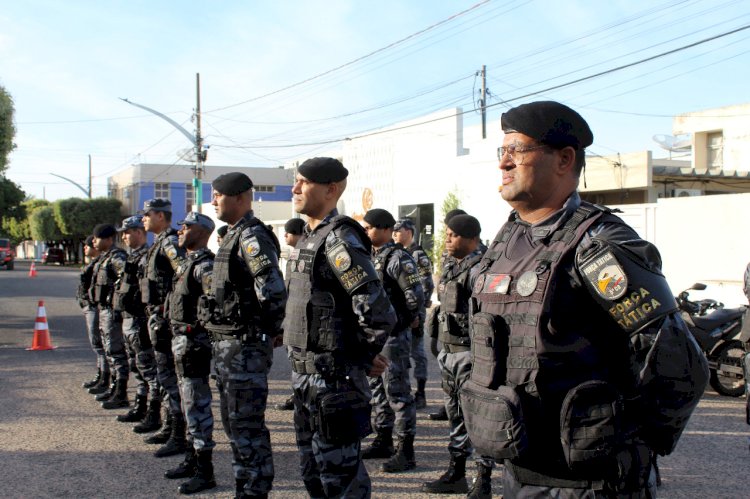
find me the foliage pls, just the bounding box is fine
[0,177,27,242]
[29,205,63,242]
[430,190,461,272]
[0,85,15,174]
[53,197,122,239]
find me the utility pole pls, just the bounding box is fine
[194,73,205,212]
[480,65,487,139]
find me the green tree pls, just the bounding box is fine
[29,205,63,242]
[53,197,122,263]
[2,199,49,242]
[0,176,25,240]
[431,190,461,272]
[0,84,16,174]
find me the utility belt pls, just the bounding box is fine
[506,462,605,490]
[208,327,266,343]
[290,350,347,378]
[442,343,470,353]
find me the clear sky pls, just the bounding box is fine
[2,0,749,201]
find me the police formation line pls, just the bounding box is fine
[76,101,709,499]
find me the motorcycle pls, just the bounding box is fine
[676,283,747,397]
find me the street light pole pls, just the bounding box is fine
[120,74,207,213]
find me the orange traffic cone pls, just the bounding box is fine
[27,300,56,351]
[29,262,37,278]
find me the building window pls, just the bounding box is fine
[707,131,723,168]
[185,183,194,212]
[254,185,275,193]
[154,182,169,199]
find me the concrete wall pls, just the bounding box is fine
[612,192,750,306]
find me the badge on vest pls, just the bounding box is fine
[581,250,628,300]
[328,243,351,272]
[477,273,512,294]
[516,271,538,297]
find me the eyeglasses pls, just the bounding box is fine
[497,143,549,164]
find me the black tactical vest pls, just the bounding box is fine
[169,249,213,326]
[78,256,98,306]
[282,215,370,356]
[437,250,484,347]
[372,244,410,323]
[93,247,127,306]
[141,229,179,306]
[207,216,266,333]
[113,245,147,315]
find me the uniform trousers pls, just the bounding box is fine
[82,304,108,374]
[122,314,158,397]
[368,330,416,438]
[150,319,182,416]
[409,324,428,382]
[437,348,494,467]
[213,333,274,496]
[292,367,372,499]
[173,330,214,451]
[98,306,129,379]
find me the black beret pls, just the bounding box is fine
[298,157,348,183]
[93,223,117,238]
[364,208,396,229]
[84,235,96,248]
[141,198,172,214]
[444,209,466,225]
[216,225,228,238]
[501,101,593,149]
[212,172,253,195]
[447,214,481,239]
[284,218,305,235]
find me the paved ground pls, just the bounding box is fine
[1,260,748,498]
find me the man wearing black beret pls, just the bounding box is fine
[422,213,494,496]
[362,208,425,473]
[464,101,706,497]
[79,234,108,394]
[283,158,396,496]
[204,172,287,498]
[89,224,131,410]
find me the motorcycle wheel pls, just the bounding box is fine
[709,339,746,397]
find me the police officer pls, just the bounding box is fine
[276,216,306,412]
[80,235,108,392]
[164,212,217,495]
[428,209,467,422]
[361,208,424,473]
[283,157,396,497]
[215,224,228,246]
[113,216,161,431]
[90,224,130,409]
[140,198,188,457]
[203,172,286,499]
[466,101,700,497]
[393,218,434,409]
[421,214,494,497]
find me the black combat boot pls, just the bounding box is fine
[234,479,248,499]
[134,397,162,433]
[154,413,188,458]
[429,405,449,421]
[95,375,117,402]
[415,378,427,410]
[102,378,130,409]
[362,428,394,459]
[382,434,416,473]
[178,449,217,494]
[88,370,110,395]
[165,448,196,479]
[144,409,172,444]
[421,454,468,493]
[466,462,492,499]
[274,395,295,411]
[117,393,147,422]
[82,369,101,389]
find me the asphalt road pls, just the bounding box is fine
[1,260,748,498]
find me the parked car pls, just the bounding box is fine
[42,247,66,265]
[0,238,14,270]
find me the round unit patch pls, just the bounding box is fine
[516,271,538,297]
[245,236,261,257]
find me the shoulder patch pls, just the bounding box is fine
[327,243,352,272]
[244,235,261,257]
[581,249,627,300]
[402,259,416,275]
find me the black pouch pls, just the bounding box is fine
[460,380,528,460]
[425,306,440,339]
[310,292,341,351]
[469,312,508,389]
[317,386,372,444]
[560,380,622,473]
